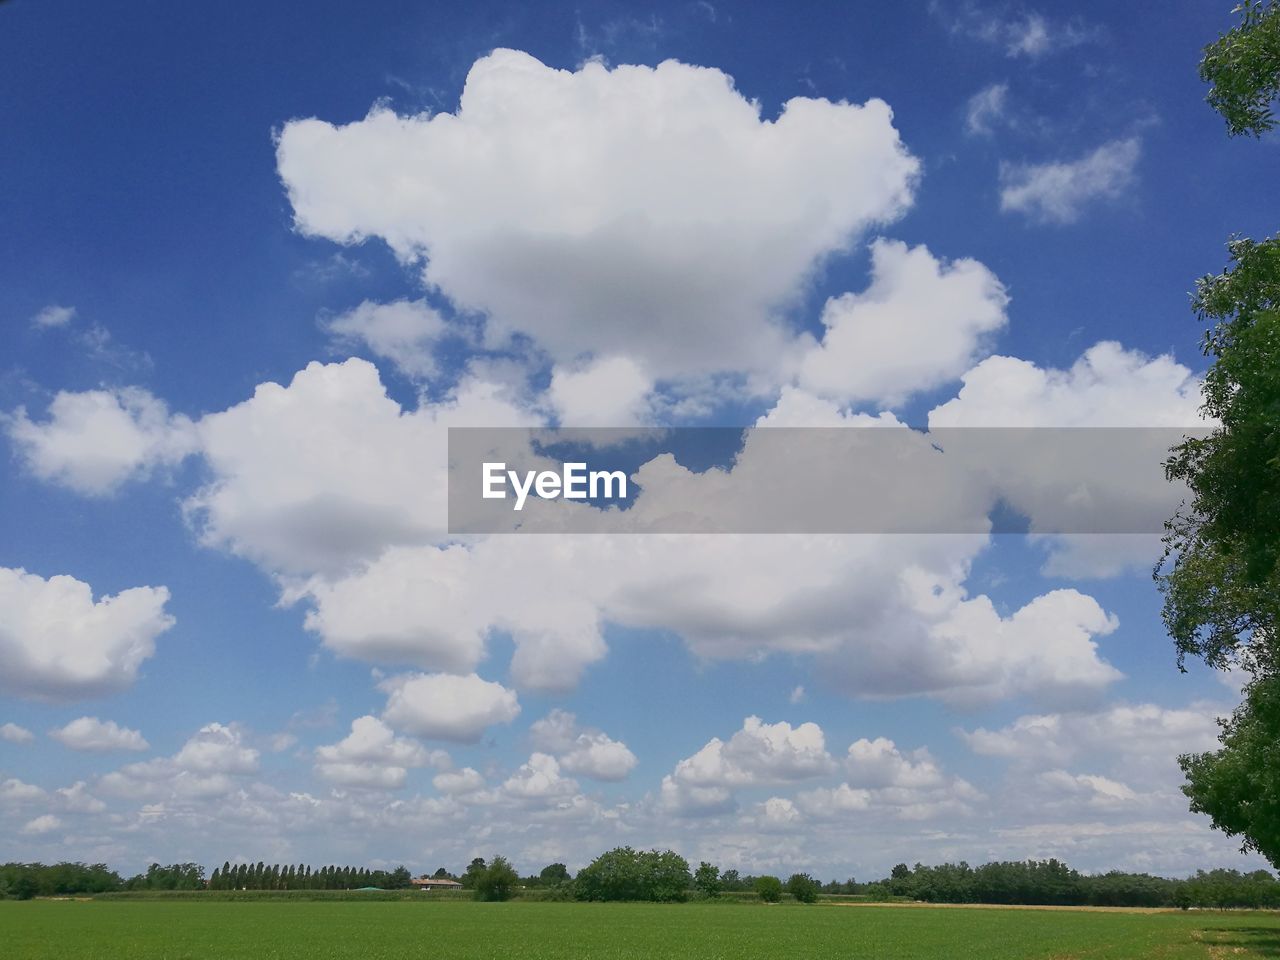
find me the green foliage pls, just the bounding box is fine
[574,847,692,902]
[539,863,570,885]
[1159,235,1280,676]
[1181,674,1280,864]
[124,864,205,892]
[474,856,519,902]
[1201,0,1280,136]
[693,862,722,898]
[0,862,123,899]
[786,873,820,904]
[460,857,487,890]
[867,859,1280,909]
[754,875,783,903]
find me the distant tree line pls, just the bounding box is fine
[206,861,412,891]
[0,862,123,900]
[863,860,1280,910]
[5,853,1280,908]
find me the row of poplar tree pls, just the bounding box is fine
[206,861,412,891]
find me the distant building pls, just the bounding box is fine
[412,877,463,890]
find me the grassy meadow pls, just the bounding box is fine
[5,899,1280,959]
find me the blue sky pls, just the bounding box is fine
[0,0,1274,879]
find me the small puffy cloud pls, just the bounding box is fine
[433,767,486,795]
[503,752,578,800]
[798,239,1008,407]
[965,83,1008,136]
[657,774,735,817]
[325,299,447,380]
[561,736,637,781]
[530,710,638,782]
[548,356,653,427]
[789,686,806,705]
[999,139,1140,224]
[793,782,872,817]
[314,715,439,789]
[661,714,838,817]
[0,723,34,744]
[30,304,76,329]
[56,781,107,814]
[845,738,946,790]
[380,673,520,743]
[1,778,46,803]
[6,388,197,495]
[50,717,149,752]
[672,716,835,789]
[0,567,174,701]
[173,723,260,775]
[278,49,919,385]
[21,814,62,835]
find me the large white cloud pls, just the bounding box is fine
[798,239,1009,407]
[50,717,149,752]
[187,358,536,576]
[277,49,919,383]
[6,388,197,496]
[380,672,521,743]
[0,567,174,701]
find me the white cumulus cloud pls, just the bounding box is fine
[0,723,34,744]
[314,715,441,789]
[325,298,447,380]
[277,49,919,385]
[380,672,520,743]
[0,567,174,701]
[6,388,197,495]
[50,717,149,752]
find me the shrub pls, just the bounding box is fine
[787,873,820,904]
[474,856,518,902]
[574,847,692,902]
[755,875,783,903]
[693,862,722,898]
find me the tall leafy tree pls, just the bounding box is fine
[1158,0,1280,866]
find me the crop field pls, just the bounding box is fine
[5,900,1280,960]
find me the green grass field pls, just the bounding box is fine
[5,900,1280,959]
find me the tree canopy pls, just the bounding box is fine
[1201,0,1280,137]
